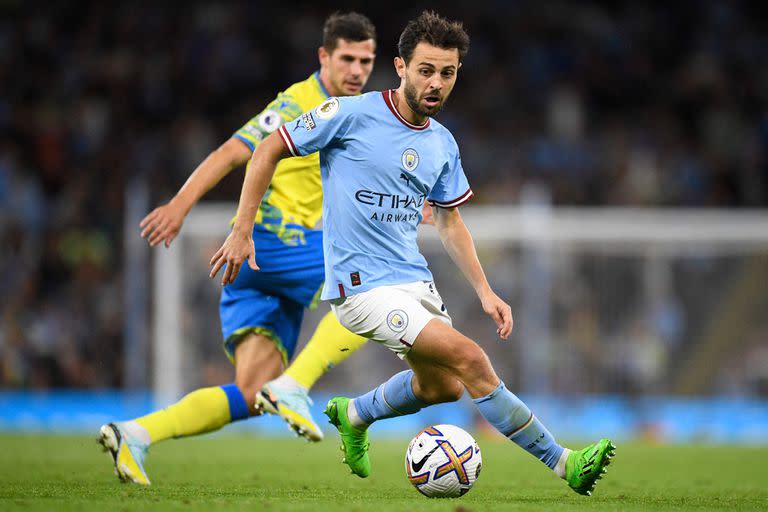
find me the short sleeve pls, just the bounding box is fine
[277,97,352,157]
[233,93,304,151]
[427,147,473,208]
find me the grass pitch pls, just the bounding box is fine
[0,434,765,511]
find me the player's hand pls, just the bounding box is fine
[209,229,259,285]
[140,200,187,248]
[479,290,513,340]
[420,202,435,225]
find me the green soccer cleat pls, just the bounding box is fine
[565,438,616,496]
[324,397,371,478]
[98,423,151,486]
[255,380,324,442]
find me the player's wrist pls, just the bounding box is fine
[169,195,193,216]
[231,221,252,238]
[476,284,495,303]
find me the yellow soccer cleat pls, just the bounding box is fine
[256,380,324,442]
[98,423,151,485]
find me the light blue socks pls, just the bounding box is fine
[353,370,427,424]
[474,381,564,469]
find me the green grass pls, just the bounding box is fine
[0,434,766,511]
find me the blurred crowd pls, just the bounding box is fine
[1,1,766,390]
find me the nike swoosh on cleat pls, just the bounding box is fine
[411,445,439,472]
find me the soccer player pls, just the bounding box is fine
[98,12,377,485]
[210,11,615,496]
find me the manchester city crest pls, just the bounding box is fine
[401,148,419,172]
[387,309,409,332]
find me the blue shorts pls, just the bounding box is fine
[220,223,324,364]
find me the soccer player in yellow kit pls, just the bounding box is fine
[98,12,376,485]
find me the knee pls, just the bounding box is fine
[439,379,465,403]
[417,378,465,404]
[453,342,493,381]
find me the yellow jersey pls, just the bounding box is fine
[232,72,331,244]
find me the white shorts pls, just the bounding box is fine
[330,281,452,358]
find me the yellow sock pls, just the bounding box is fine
[285,311,367,389]
[135,384,249,444]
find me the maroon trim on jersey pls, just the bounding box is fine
[278,125,299,156]
[399,338,413,347]
[338,283,346,298]
[381,90,430,131]
[429,188,474,208]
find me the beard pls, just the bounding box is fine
[403,79,445,118]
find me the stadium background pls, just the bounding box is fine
[1,1,767,444]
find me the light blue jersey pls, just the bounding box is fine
[278,90,473,300]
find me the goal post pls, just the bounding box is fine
[151,203,768,405]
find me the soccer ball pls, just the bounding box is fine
[405,424,482,498]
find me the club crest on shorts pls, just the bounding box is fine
[387,309,409,332]
[401,148,419,172]
[315,97,340,119]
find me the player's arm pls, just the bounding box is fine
[140,137,252,248]
[210,97,350,284]
[209,133,292,285]
[141,94,300,248]
[434,206,513,340]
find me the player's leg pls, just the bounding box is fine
[97,248,300,485]
[326,356,463,478]
[285,311,367,390]
[251,222,341,440]
[233,333,286,412]
[97,332,283,486]
[348,357,464,427]
[411,320,568,461]
[141,272,301,440]
[324,282,458,477]
[339,322,494,431]
[325,316,500,478]
[257,311,366,441]
[325,281,614,491]
[124,333,281,443]
[135,333,282,439]
[355,318,613,492]
[412,319,615,495]
[331,317,615,489]
[96,336,276,486]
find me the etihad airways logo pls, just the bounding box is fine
[355,190,426,209]
[355,189,425,223]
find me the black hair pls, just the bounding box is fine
[322,12,377,52]
[397,11,469,64]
